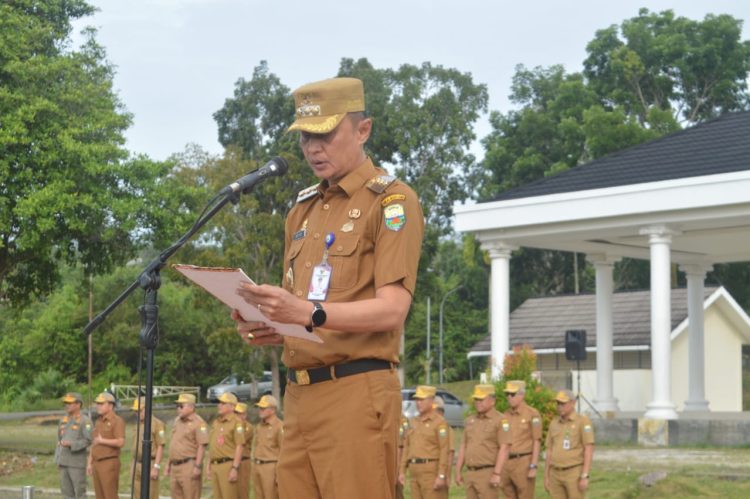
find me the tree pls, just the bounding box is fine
[0,1,168,305]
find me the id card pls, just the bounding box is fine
[308,263,332,301]
[562,438,570,450]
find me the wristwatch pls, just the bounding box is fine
[529,463,537,469]
[306,302,326,332]
[580,473,590,479]
[438,474,446,480]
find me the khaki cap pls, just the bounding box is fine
[504,380,526,394]
[176,393,196,404]
[62,392,82,404]
[471,384,496,400]
[218,392,238,405]
[132,397,146,411]
[234,402,248,414]
[255,395,278,408]
[288,77,365,134]
[555,389,576,403]
[94,392,115,404]
[413,385,436,399]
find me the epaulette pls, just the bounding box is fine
[366,175,397,194]
[296,184,319,203]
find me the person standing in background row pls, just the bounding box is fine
[501,381,542,499]
[208,392,244,499]
[130,396,165,499]
[433,396,455,493]
[234,402,254,499]
[166,393,209,499]
[395,414,409,499]
[56,392,92,499]
[87,392,125,499]
[252,395,283,499]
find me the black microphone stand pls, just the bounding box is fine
[84,189,242,499]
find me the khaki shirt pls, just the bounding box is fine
[462,408,511,468]
[401,412,450,476]
[55,413,92,467]
[504,403,542,454]
[209,413,245,460]
[545,413,595,468]
[91,411,125,461]
[168,413,209,461]
[398,416,409,450]
[239,419,254,458]
[132,417,165,461]
[253,416,283,461]
[282,158,425,369]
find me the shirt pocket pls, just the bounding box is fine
[328,234,360,290]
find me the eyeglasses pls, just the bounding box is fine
[505,392,517,397]
[176,404,184,409]
[556,401,568,405]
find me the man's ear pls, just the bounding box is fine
[356,117,372,145]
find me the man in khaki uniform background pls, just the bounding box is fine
[234,402,254,499]
[232,76,424,499]
[395,414,409,499]
[166,393,208,499]
[87,392,125,499]
[455,384,511,498]
[130,397,165,499]
[398,385,450,499]
[252,395,283,499]
[56,392,92,499]
[208,392,244,499]
[501,381,542,499]
[433,396,455,490]
[544,390,594,499]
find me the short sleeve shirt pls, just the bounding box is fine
[462,408,511,467]
[253,416,283,461]
[281,158,425,369]
[545,413,595,468]
[132,417,165,461]
[401,412,451,475]
[209,414,245,460]
[91,411,125,460]
[169,413,209,461]
[504,403,542,454]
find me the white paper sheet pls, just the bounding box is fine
[172,264,323,343]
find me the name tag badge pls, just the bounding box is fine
[307,232,335,301]
[562,438,571,450]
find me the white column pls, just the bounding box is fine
[680,263,712,412]
[483,242,515,380]
[640,226,679,420]
[587,254,621,413]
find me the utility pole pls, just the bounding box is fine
[426,296,431,384]
[439,285,462,384]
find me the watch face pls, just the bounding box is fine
[312,303,326,327]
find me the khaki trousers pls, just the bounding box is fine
[465,467,500,499]
[501,454,535,499]
[238,458,251,499]
[134,462,161,499]
[251,461,279,499]
[277,368,401,499]
[169,460,202,499]
[548,466,585,499]
[59,465,87,499]
[92,457,120,499]
[407,461,448,499]
[211,460,239,499]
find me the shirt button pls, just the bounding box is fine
[289,350,295,357]
[295,290,302,297]
[336,245,343,252]
[314,233,320,239]
[305,261,312,268]
[323,204,330,210]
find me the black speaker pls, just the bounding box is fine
[565,329,587,361]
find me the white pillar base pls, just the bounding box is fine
[644,402,678,420]
[593,397,620,413]
[683,399,710,412]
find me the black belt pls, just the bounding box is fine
[95,455,118,462]
[254,459,277,464]
[288,359,392,385]
[509,452,532,459]
[466,464,493,471]
[210,457,233,465]
[241,456,251,461]
[170,457,195,466]
[409,458,437,464]
[553,463,582,471]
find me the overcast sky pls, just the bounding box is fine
[72,0,750,162]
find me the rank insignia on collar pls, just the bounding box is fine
[296,185,319,203]
[366,175,396,193]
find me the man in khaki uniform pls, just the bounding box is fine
[87,392,125,499]
[234,403,254,499]
[501,381,542,499]
[455,384,511,498]
[166,393,208,499]
[130,397,165,499]
[208,392,245,499]
[395,414,409,499]
[398,385,450,499]
[433,396,455,489]
[232,76,424,499]
[544,390,594,499]
[252,395,283,499]
[56,392,92,499]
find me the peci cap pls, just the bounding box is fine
[94,392,116,404]
[555,389,576,403]
[234,402,248,414]
[413,385,437,399]
[255,395,278,409]
[176,393,196,404]
[62,392,82,404]
[217,392,238,405]
[504,380,526,394]
[471,384,497,400]
[288,77,365,134]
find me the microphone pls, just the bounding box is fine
[220,157,289,195]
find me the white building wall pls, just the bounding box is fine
[702,306,744,411]
[575,369,652,412]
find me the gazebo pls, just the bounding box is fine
[454,110,750,419]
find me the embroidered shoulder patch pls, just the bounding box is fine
[532,417,541,426]
[381,193,406,206]
[501,419,510,432]
[366,175,396,194]
[438,426,448,438]
[296,184,319,203]
[384,203,406,231]
[583,424,592,433]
